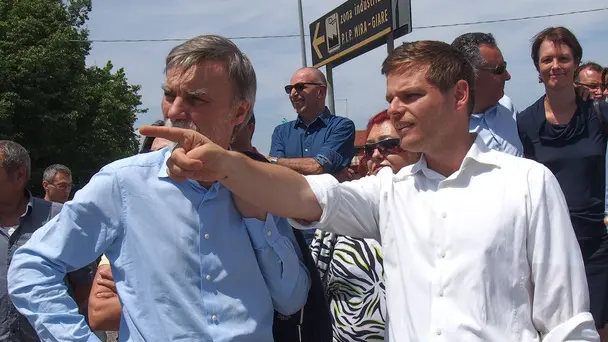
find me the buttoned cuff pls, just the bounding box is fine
[244,213,281,249]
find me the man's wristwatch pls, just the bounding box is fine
[269,157,278,164]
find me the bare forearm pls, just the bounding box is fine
[221,151,322,221]
[276,157,324,175]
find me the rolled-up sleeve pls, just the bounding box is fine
[7,167,123,342]
[527,165,599,341]
[289,172,383,241]
[269,125,286,158]
[244,214,310,315]
[314,118,355,173]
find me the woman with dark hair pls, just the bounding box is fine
[517,26,608,335]
[310,110,419,341]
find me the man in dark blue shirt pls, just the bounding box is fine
[269,67,356,244]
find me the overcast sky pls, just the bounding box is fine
[85,0,608,154]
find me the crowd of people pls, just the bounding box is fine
[1,24,608,342]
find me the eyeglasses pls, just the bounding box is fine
[575,82,605,91]
[363,138,402,157]
[478,62,508,75]
[49,182,72,190]
[284,82,324,94]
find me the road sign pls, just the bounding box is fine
[309,0,412,69]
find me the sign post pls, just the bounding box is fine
[309,0,412,115]
[326,63,335,114]
[297,0,307,67]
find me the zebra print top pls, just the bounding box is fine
[310,230,387,341]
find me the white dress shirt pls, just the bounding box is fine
[470,95,523,156]
[291,137,598,341]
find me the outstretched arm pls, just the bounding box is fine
[139,126,383,240]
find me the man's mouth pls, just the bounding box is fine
[394,122,415,131]
[166,120,197,131]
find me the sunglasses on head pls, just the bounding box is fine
[478,62,508,75]
[363,138,402,157]
[284,82,324,94]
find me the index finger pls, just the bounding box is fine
[139,126,191,144]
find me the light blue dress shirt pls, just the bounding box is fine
[7,149,310,342]
[469,95,523,157]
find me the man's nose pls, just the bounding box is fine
[166,97,189,120]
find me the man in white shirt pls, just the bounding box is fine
[141,40,598,341]
[452,32,523,156]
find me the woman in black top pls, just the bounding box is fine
[517,27,608,333]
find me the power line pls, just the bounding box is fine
[414,7,607,29]
[78,7,608,43]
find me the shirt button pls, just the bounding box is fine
[211,315,217,321]
[204,233,210,239]
[436,329,442,336]
[205,275,212,281]
[441,212,447,218]
[439,251,446,259]
[438,290,444,297]
[266,230,272,236]
[304,148,308,152]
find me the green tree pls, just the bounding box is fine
[0,0,145,195]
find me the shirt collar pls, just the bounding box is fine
[472,103,499,117]
[156,147,223,194]
[157,147,172,179]
[21,189,34,218]
[295,107,332,128]
[398,135,500,181]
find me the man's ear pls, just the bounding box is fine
[42,180,49,191]
[232,101,250,127]
[319,86,327,99]
[453,79,470,112]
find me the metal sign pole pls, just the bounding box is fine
[297,0,308,67]
[387,31,395,53]
[326,64,336,115]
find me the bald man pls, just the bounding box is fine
[269,68,356,244]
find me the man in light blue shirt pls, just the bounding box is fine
[452,32,523,156]
[7,35,310,342]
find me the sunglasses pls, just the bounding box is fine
[284,82,324,94]
[575,82,606,91]
[363,138,402,157]
[478,62,508,75]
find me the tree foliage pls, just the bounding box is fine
[0,0,145,195]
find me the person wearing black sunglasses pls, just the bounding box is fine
[361,110,420,176]
[309,110,419,341]
[452,32,523,157]
[269,67,356,245]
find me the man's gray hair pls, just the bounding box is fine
[451,32,497,69]
[0,140,31,180]
[165,35,257,129]
[43,164,72,183]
